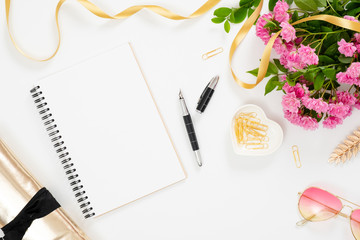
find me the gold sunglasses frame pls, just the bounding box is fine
[297,187,360,240]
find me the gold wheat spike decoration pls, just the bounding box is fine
[329,127,360,164]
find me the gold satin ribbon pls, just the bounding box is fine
[6,0,360,86]
[230,9,360,89]
[5,0,221,61]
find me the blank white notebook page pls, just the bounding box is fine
[36,43,186,217]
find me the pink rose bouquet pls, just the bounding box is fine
[248,0,360,130]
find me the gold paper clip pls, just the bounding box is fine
[202,47,223,60]
[292,145,301,168]
[246,143,269,150]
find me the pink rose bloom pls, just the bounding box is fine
[297,76,312,87]
[323,116,343,129]
[295,37,303,45]
[256,13,273,44]
[356,43,360,53]
[284,51,306,71]
[282,82,293,93]
[273,35,296,55]
[346,62,360,79]
[336,91,357,106]
[354,93,360,109]
[355,101,360,110]
[298,44,319,66]
[336,72,353,85]
[355,33,360,43]
[293,84,306,98]
[328,103,351,119]
[282,83,306,98]
[274,0,290,23]
[284,109,318,130]
[345,108,353,118]
[280,75,287,82]
[299,116,319,130]
[282,92,301,113]
[336,71,360,86]
[338,39,357,57]
[344,15,359,22]
[273,37,287,55]
[285,41,296,52]
[279,53,288,66]
[284,110,302,125]
[280,22,296,42]
[302,96,329,113]
[337,62,360,86]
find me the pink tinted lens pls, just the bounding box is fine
[299,187,342,222]
[351,210,360,240]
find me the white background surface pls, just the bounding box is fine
[1,0,360,239]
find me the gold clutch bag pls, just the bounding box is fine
[0,139,90,240]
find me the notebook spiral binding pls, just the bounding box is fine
[30,86,95,219]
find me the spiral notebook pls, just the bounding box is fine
[30,43,186,219]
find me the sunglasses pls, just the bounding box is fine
[297,187,360,239]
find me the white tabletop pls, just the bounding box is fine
[1,0,360,239]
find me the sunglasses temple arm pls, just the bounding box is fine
[296,219,309,226]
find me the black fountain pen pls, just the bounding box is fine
[179,90,202,167]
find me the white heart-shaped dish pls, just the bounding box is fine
[231,104,283,156]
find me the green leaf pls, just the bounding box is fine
[288,71,303,80]
[334,0,343,11]
[345,2,360,10]
[286,72,302,86]
[211,17,226,24]
[294,0,318,11]
[291,72,303,78]
[224,20,230,33]
[319,55,335,64]
[304,70,318,82]
[322,68,336,80]
[234,7,248,23]
[229,10,236,23]
[267,62,278,75]
[253,0,261,7]
[247,68,259,77]
[324,43,339,57]
[269,0,278,11]
[286,77,296,86]
[247,68,271,77]
[338,56,353,64]
[286,0,294,4]
[341,32,351,42]
[273,59,288,72]
[264,21,277,29]
[314,0,327,7]
[265,76,279,95]
[240,0,253,6]
[214,7,232,17]
[292,10,299,21]
[320,26,333,32]
[314,72,325,90]
[248,8,255,17]
[346,2,360,11]
[346,7,360,16]
[323,32,340,48]
[307,20,321,29]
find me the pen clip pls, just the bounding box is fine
[197,81,210,105]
